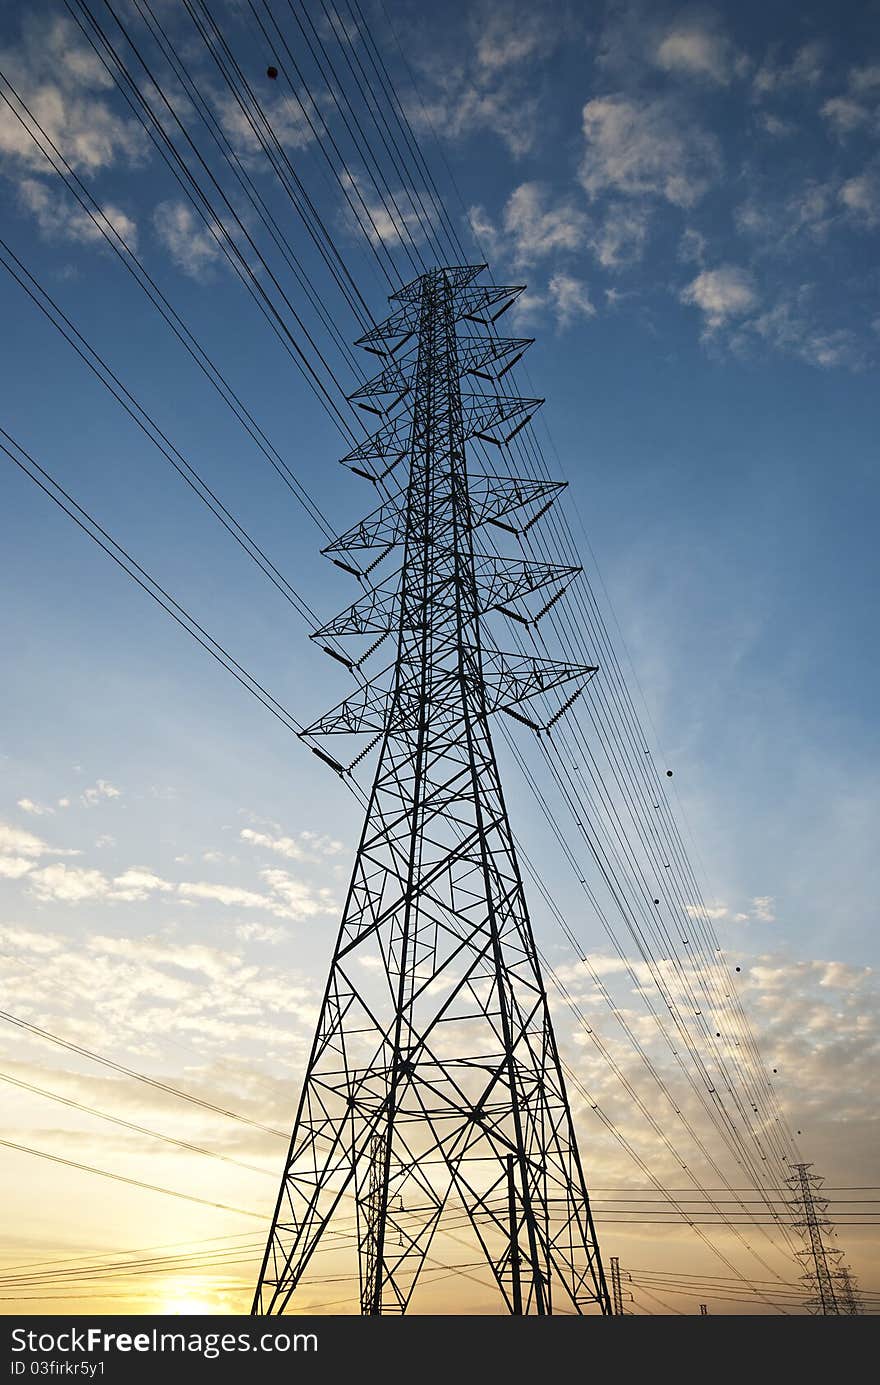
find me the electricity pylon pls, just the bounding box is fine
[253,265,610,1316]
[835,1267,862,1315]
[609,1256,624,1316]
[787,1163,842,1314]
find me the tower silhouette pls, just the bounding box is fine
[253,266,610,1316]
[787,1163,842,1314]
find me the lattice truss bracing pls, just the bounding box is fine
[253,266,610,1316]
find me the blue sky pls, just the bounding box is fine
[0,0,877,1312]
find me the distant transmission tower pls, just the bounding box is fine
[609,1256,624,1316]
[787,1163,842,1315]
[252,266,610,1316]
[835,1267,862,1315]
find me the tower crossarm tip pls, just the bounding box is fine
[478,651,598,715]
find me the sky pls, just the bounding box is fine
[0,0,878,1315]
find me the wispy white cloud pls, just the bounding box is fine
[589,202,651,269]
[678,226,707,264]
[757,112,796,138]
[260,869,336,920]
[548,272,596,328]
[655,23,743,86]
[81,779,121,807]
[178,869,336,921]
[0,821,80,880]
[839,163,880,228]
[473,1,557,74]
[820,61,880,137]
[27,862,173,904]
[735,181,836,248]
[152,201,224,281]
[110,869,174,903]
[234,921,286,944]
[339,169,436,249]
[751,895,776,924]
[16,178,137,252]
[29,864,111,904]
[16,798,52,817]
[214,88,315,160]
[752,41,826,98]
[468,182,588,269]
[580,95,720,208]
[0,15,147,177]
[177,880,278,912]
[0,857,35,880]
[680,265,758,331]
[741,288,866,370]
[240,826,344,864]
[407,0,566,158]
[0,924,319,1064]
[822,95,874,135]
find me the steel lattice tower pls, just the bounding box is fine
[609,1256,623,1316]
[252,266,610,1316]
[787,1163,842,1315]
[835,1267,862,1315]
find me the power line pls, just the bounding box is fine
[0,1138,263,1219]
[0,1007,290,1139]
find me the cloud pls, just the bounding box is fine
[240,827,344,863]
[152,201,224,280]
[589,202,651,268]
[469,182,588,268]
[0,821,80,878]
[213,88,315,159]
[751,895,776,924]
[742,289,866,371]
[685,903,730,921]
[28,863,111,903]
[406,2,564,159]
[758,113,796,138]
[411,72,541,158]
[820,62,880,137]
[678,226,707,264]
[548,272,596,328]
[234,921,286,944]
[260,869,337,920]
[580,95,720,208]
[1,923,319,1063]
[0,857,35,880]
[339,170,437,249]
[821,96,873,136]
[473,2,557,74]
[16,178,137,252]
[0,14,146,175]
[177,880,276,911]
[178,869,336,921]
[81,779,121,807]
[110,868,174,903]
[16,798,52,816]
[752,41,826,98]
[735,182,835,248]
[26,862,173,904]
[839,166,880,228]
[655,25,739,85]
[680,265,758,331]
